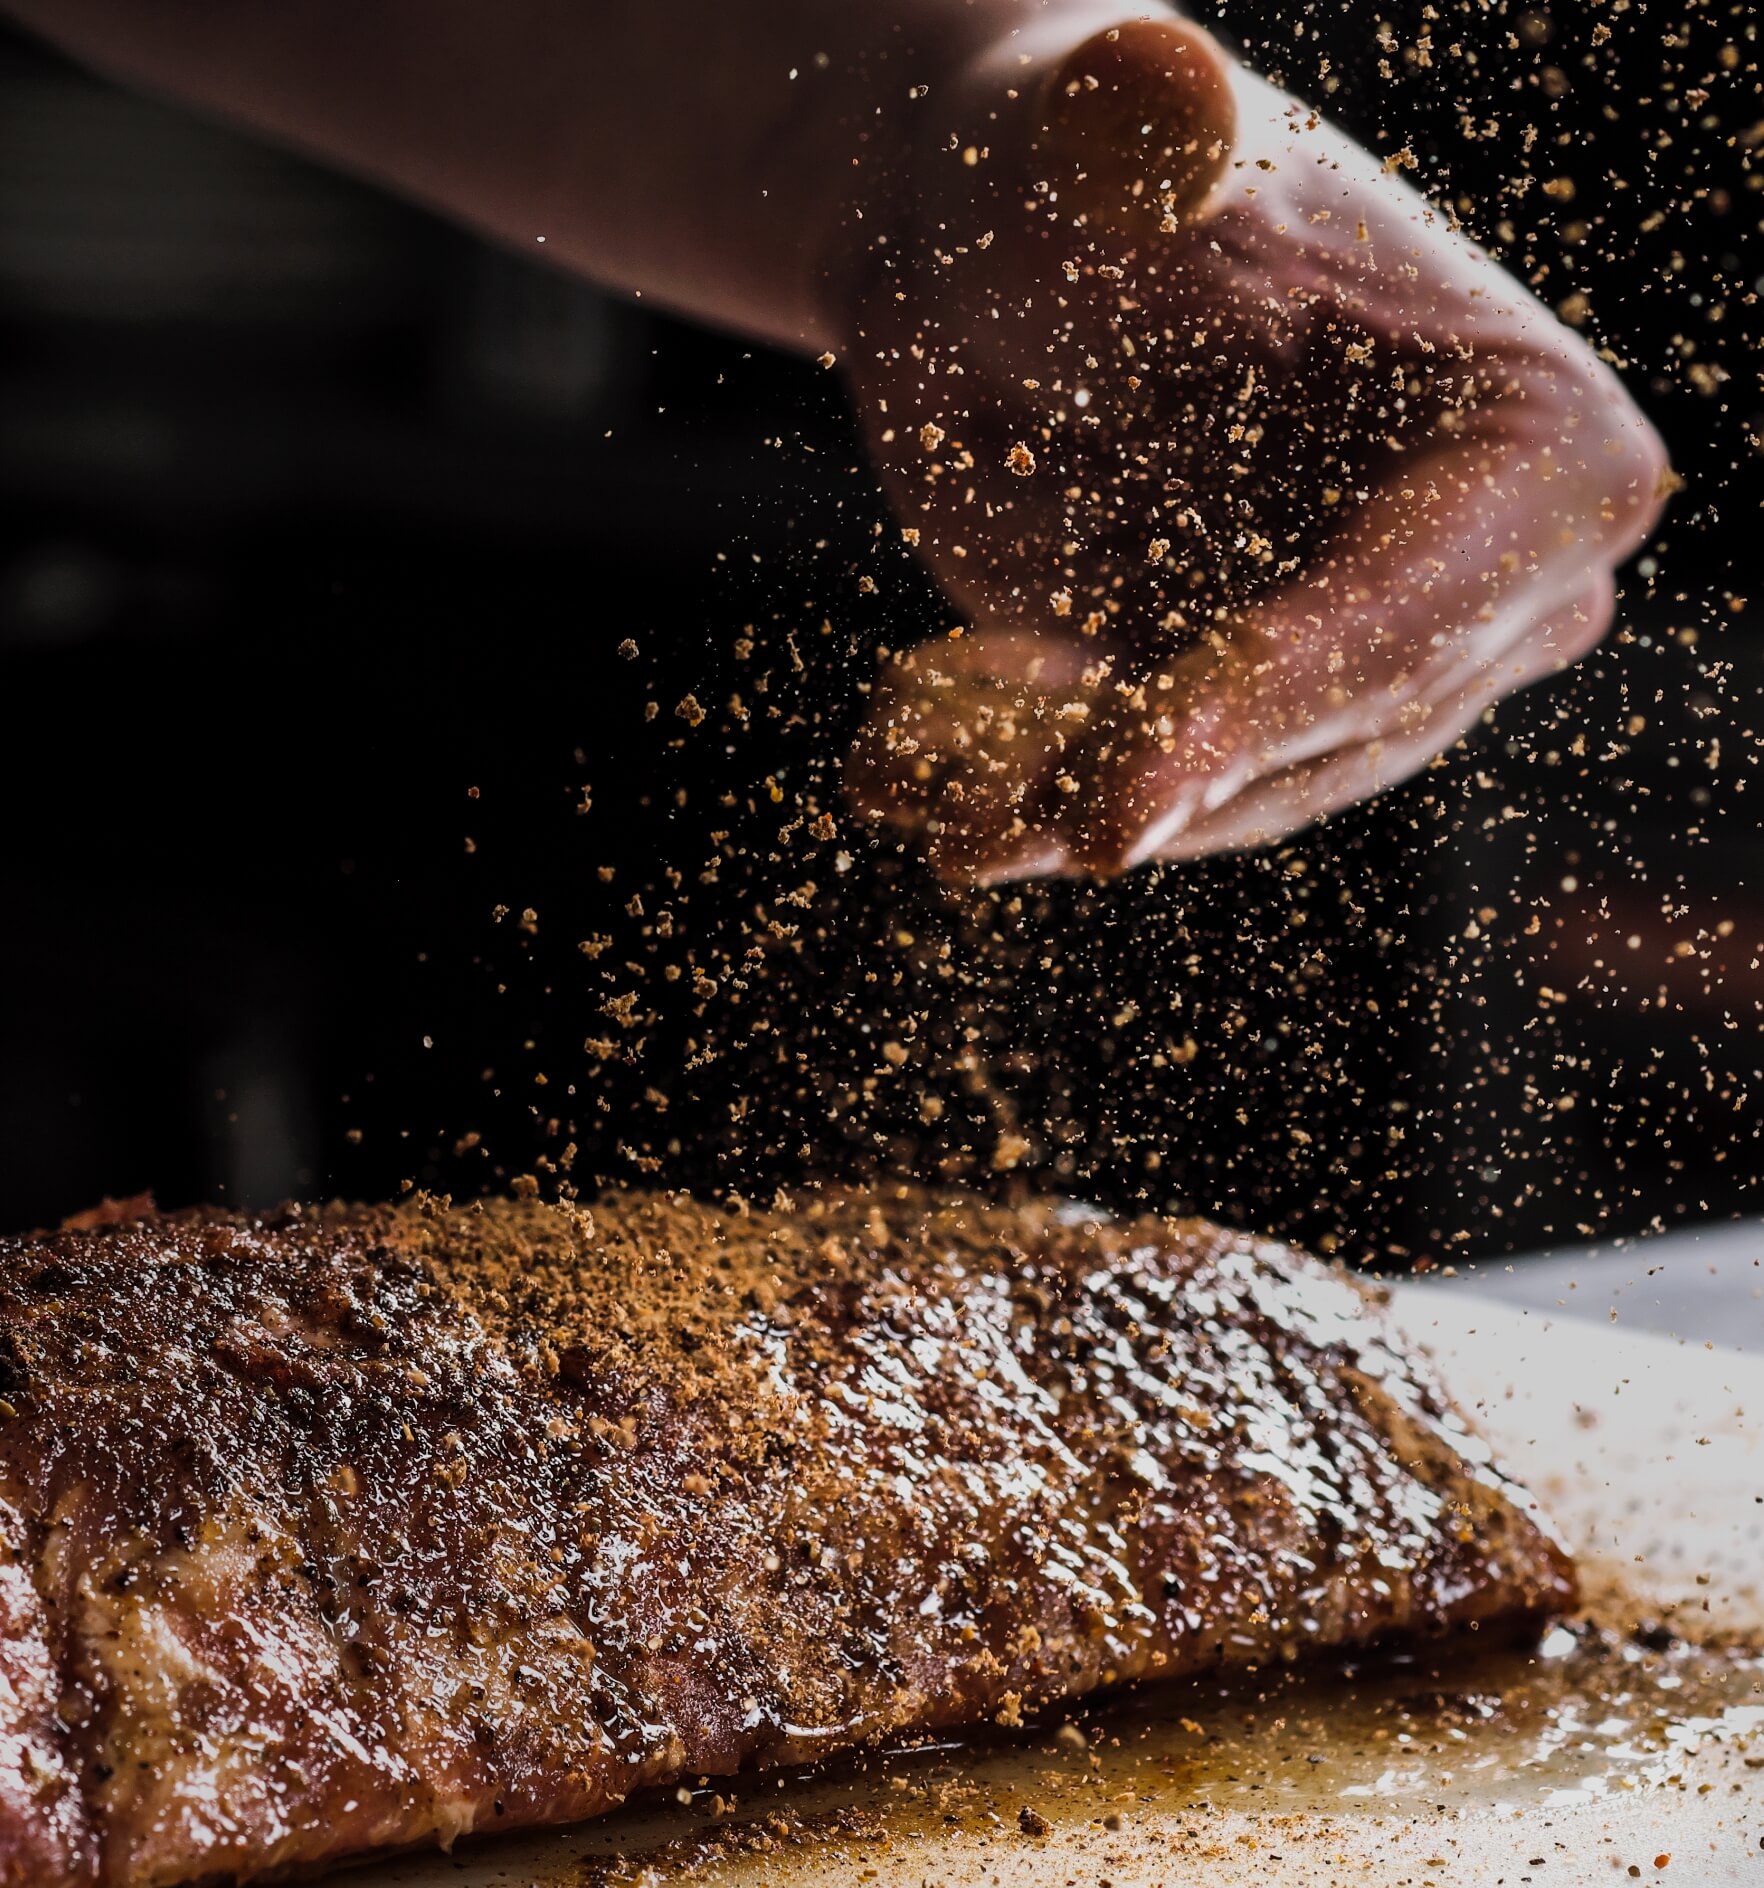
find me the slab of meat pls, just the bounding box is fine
[0,1190,1573,1885]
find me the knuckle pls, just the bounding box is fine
[1522,343,1669,527]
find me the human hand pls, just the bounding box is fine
[839,15,1669,880]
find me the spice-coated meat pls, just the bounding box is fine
[0,1190,1574,1886]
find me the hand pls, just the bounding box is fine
[838,16,1669,881]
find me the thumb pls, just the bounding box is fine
[1034,18,1238,238]
[846,627,1111,883]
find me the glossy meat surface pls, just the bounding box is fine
[0,1190,1574,1885]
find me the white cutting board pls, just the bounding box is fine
[363,1289,1764,1888]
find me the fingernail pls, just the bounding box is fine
[1120,777,1212,872]
[968,841,1068,887]
[929,809,1068,886]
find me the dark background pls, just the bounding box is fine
[0,1,1757,1260]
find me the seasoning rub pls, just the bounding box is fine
[0,1190,1573,1886]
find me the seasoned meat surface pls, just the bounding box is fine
[0,1190,1573,1885]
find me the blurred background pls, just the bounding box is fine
[0,1,1757,1262]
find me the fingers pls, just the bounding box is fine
[848,384,1645,884]
[846,567,1613,885]
[1128,574,1614,864]
[1067,390,1650,869]
[847,566,1615,885]
[1034,19,1237,237]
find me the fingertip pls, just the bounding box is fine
[1064,670,1257,874]
[1116,777,1214,872]
[938,831,1069,888]
[1551,569,1617,663]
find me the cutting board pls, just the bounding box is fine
[365,1288,1764,1888]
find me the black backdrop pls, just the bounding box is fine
[0,0,1756,1259]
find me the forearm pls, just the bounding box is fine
[3,0,1147,352]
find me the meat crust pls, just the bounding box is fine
[0,1190,1574,1886]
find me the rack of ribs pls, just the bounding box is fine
[0,1189,1574,1886]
